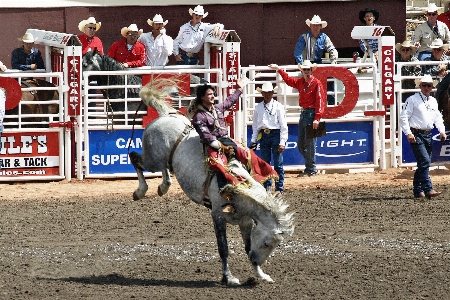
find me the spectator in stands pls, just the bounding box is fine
[412,3,450,61]
[138,14,173,66]
[108,24,146,68]
[437,0,450,31]
[358,8,381,62]
[78,17,104,55]
[11,32,45,71]
[268,61,326,177]
[294,15,337,105]
[173,5,223,65]
[249,82,288,194]
[422,38,450,77]
[400,74,446,199]
[395,40,422,101]
[294,15,338,65]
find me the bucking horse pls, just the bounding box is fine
[129,79,295,286]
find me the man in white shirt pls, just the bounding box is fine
[400,74,447,199]
[250,82,288,194]
[138,14,173,67]
[173,5,223,65]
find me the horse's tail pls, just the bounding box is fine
[140,78,177,116]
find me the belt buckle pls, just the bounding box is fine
[263,129,271,134]
[186,52,194,58]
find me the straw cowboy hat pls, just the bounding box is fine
[256,81,278,94]
[189,5,208,18]
[17,32,38,43]
[148,14,168,26]
[428,38,449,50]
[423,3,442,14]
[298,60,318,71]
[78,17,101,33]
[395,40,417,54]
[121,24,143,38]
[306,15,327,28]
[359,8,380,24]
[414,74,438,88]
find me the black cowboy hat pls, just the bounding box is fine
[359,8,379,24]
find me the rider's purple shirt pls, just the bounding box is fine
[192,89,242,145]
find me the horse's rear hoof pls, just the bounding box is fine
[157,186,163,197]
[133,191,141,201]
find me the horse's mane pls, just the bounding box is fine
[140,77,185,116]
[221,174,295,237]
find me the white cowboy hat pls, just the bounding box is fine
[306,15,327,29]
[189,5,208,18]
[395,40,417,54]
[18,32,38,43]
[78,17,101,33]
[147,14,168,27]
[298,60,318,71]
[423,3,442,14]
[121,24,143,38]
[414,74,438,88]
[256,81,278,94]
[428,38,449,50]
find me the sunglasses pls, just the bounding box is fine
[127,33,138,37]
[401,48,411,52]
[433,48,444,52]
[427,13,437,16]
[87,26,97,30]
[302,68,311,71]
[421,83,433,88]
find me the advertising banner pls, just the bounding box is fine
[401,128,450,163]
[0,131,61,177]
[247,121,374,165]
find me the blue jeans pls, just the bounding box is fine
[259,129,284,193]
[176,53,199,65]
[298,109,317,174]
[409,131,434,196]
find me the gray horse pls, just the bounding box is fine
[129,81,294,286]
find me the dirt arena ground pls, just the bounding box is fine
[1,168,450,299]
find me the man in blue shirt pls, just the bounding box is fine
[11,32,45,71]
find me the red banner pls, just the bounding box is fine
[381,45,395,105]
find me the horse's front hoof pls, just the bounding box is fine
[133,190,145,200]
[157,186,163,197]
[222,275,240,286]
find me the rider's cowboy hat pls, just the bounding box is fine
[428,38,449,50]
[148,14,168,26]
[306,15,327,28]
[359,8,380,24]
[395,40,417,54]
[78,17,101,33]
[189,5,208,18]
[256,81,278,94]
[121,24,143,38]
[298,60,318,71]
[18,32,38,43]
[423,3,442,14]
[414,74,438,88]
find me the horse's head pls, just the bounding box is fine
[82,49,102,72]
[248,222,285,266]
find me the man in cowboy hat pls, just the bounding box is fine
[422,38,450,77]
[108,24,146,68]
[268,61,326,177]
[395,40,422,102]
[173,5,223,65]
[437,0,450,29]
[250,81,288,193]
[11,32,45,71]
[358,8,381,62]
[138,14,173,66]
[412,3,450,61]
[77,16,104,55]
[294,15,338,65]
[400,74,446,199]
